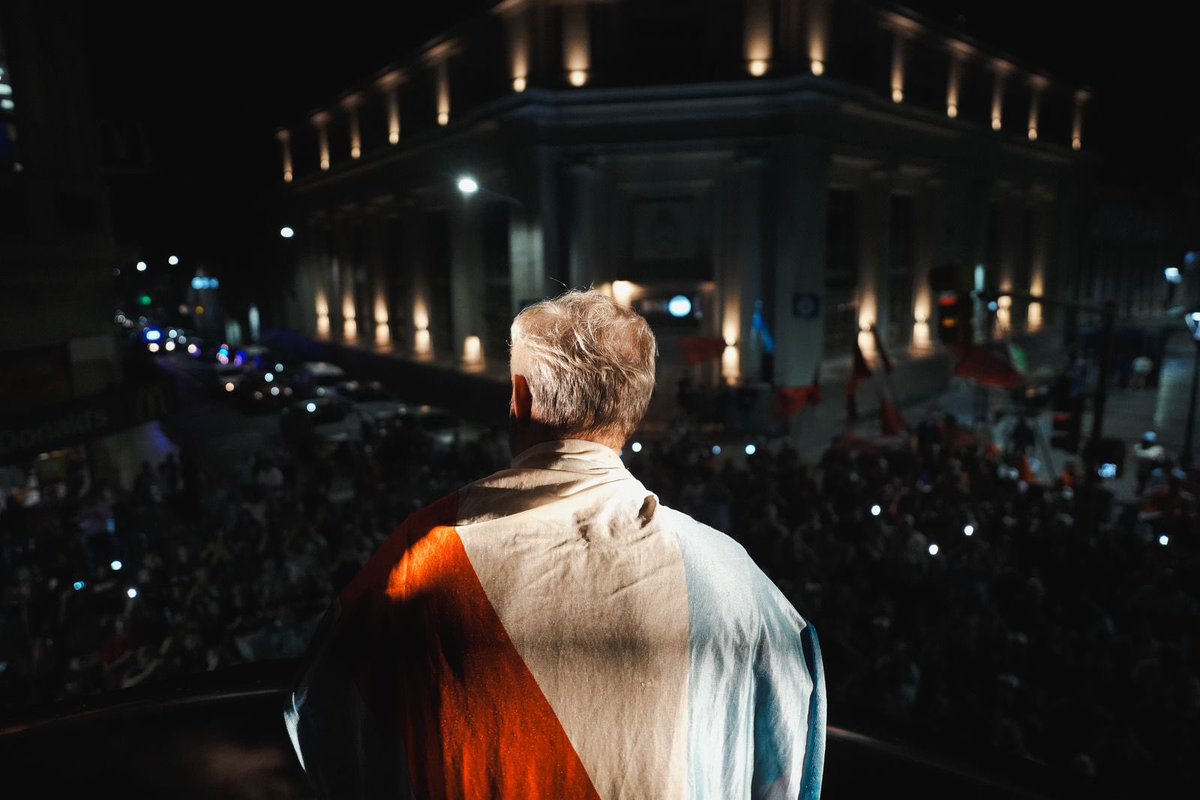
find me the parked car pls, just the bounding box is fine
[233,369,294,413]
[332,380,407,426]
[280,396,359,451]
[291,361,347,399]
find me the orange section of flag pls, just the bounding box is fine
[385,525,604,800]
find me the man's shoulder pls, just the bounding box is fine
[656,502,809,634]
[655,502,754,566]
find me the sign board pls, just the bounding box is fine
[0,378,178,463]
[792,292,820,319]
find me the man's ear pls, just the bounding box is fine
[511,374,533,424]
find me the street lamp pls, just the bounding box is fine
[136,261,148,272]
[456,175,479,196]
[280,226,295,239]
[1182,310,1200,470]
[168,255,180,266]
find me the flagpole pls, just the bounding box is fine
[871,325,902,419]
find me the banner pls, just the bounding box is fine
[0,378,178,463]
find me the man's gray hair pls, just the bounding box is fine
[510,290,657,443]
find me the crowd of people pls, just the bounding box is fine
[628,412,1200,786]
[0,416,506,711]
[2,397,1198,787]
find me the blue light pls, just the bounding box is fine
[667,295,693,318]
[306,402,317,413]
[744,443,757,456]
[73,580,86,591]
[191,276,220,290]
[630,441,643,453]
[1165,266,1183,285]
[110,560,123,571]
[126,587,139,599]
[145,329,162,342]
[712,445,721,455]
[1099,463,1118,479]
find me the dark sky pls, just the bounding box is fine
[78,0,1196,284]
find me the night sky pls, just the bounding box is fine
[79,1,1197,299]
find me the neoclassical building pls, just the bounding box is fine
[275,0,1092,388]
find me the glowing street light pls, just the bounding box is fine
[280,226,295,239]
[457,175,479,195]
[136,261,148,272]
[168,255,179,266]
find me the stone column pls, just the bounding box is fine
[402,205,433,358]
[450,194,487,364]
[772,138,831,387]
[728,154,766,383]
[567,159,597,290]
[857,168,892,346]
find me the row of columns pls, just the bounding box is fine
[290,147,1066,389]
[292,157,560,369]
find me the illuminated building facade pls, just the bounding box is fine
[276,0,1094,387]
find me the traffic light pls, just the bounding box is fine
[936,291,973,348]
[1050,384,1084,453]
[930,263,974,349]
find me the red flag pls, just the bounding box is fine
[773,386,816,420]
[850,338,874,384]
[1018,454,1038,484]
[846,339,872,421]
[953,344,1024,389]
[879,392,907,436]
[680,337,726,366]
[871,328,894,373]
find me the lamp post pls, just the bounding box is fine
[1182,310,1200,470]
